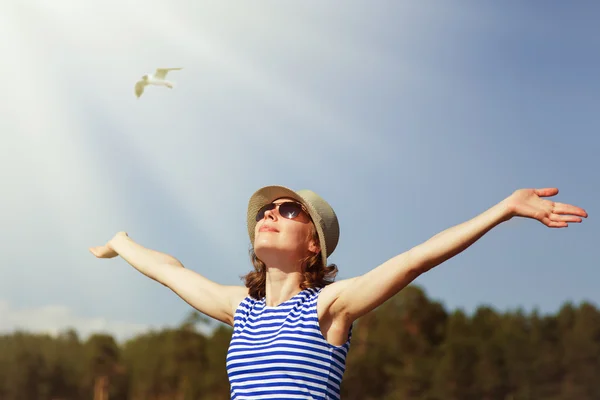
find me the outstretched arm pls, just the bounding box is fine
[329,188,587,323]
[89,232,248,326]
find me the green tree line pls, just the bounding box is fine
[1,285,598,400]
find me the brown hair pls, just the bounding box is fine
[242,224,338,299]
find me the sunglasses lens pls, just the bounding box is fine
[255,203,275,221]
[279,202,302,219]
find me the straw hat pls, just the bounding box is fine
[247,185,340,267]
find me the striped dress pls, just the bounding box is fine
[226,287,352,399]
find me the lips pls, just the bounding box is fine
[259,225,279,232]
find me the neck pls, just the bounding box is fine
[264,267,304,307]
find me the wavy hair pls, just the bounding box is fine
[243,223,338,299]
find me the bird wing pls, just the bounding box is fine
[154,67,183,80]
[134,80,145,97]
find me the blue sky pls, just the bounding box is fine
[1,1,598,341]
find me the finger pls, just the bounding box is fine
[544,218,568,228]
[89,247,102,256]
[550,214,582,223]
[553,202,588,217]
[534,188,559,197]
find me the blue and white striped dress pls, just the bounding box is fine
[226,287,352,399]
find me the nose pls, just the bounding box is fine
[262,206,277,220]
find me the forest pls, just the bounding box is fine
[1,285,598,400]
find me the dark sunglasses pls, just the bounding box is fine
[255,201,308,222]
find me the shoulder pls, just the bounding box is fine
[227,285,251,305]
[316,277,359,318]
[223,285,251,324]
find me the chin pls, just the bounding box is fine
[254,236,280,249]
[254,244,296,263]
[253,243,276,259]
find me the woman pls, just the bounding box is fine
[90,185,587,399]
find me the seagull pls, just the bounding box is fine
[134,67,183,98]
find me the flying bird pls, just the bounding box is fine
[134,67,183,98]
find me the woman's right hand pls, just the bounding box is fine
[89,231,128,259]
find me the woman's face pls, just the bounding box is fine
[253,197,319,264]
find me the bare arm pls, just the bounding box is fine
[90,232,248,326]
[328,188,587,323]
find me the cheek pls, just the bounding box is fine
[278,224,311,250]
[291,227,314,251]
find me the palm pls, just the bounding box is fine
[506,188,587,228]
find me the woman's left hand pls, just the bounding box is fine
[504,188,588,228]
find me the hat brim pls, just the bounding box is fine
[247,185,329,268]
